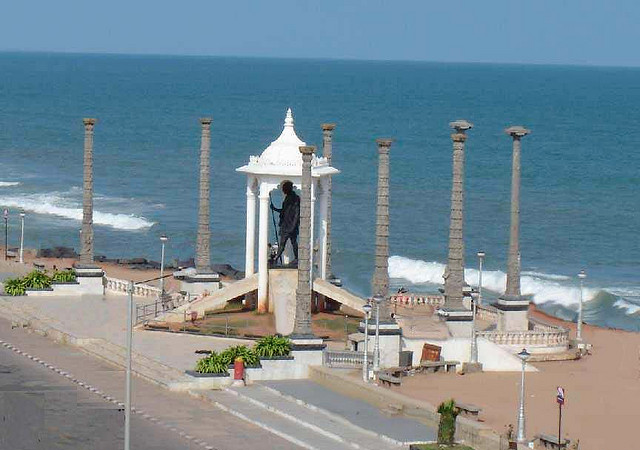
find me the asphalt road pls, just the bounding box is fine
[0,317,301,450]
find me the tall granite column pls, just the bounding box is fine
[79,118,97,265]
[321,123,336,279]
[504,126,530,298]
[292,146,316,337]
[372,139,393,321]
[196,118,213,274]
[443,121,473,311]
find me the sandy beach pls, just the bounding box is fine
[393,306,639,450]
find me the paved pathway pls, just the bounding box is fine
[0,317,302,450]
[264,380,436,443]
[0,292,249,372]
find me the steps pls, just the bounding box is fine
[79,338,191,388]
[201,384,404,450]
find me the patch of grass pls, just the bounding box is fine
[314,317,359,333]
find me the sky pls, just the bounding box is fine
[2,0,640,67]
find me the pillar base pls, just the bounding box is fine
[461,362,483,374]
[355,321,401,369]
[72,264,105,295]
[176,271,221,295]
[290,336,325,376]
[494,295,530,331]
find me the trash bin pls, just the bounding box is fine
[399,350,413,367]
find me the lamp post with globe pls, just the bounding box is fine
[516,348,531,444]
[362,302,372,382]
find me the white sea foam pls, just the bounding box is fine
[0,193,154,231]
[0,182,20,187]
[388,255,599,308]
[613,299,640,315]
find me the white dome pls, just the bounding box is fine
[258,108,307,166]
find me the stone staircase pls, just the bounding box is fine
[200,384,409,450]
[79,338,192,389]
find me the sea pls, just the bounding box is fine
[0,52,638,331]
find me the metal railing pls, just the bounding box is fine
[134,292,192,324]
[323,350,373,368]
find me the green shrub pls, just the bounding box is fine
[220,345,259,366]
[52,269,76,283]
[254,335,291,358]
[437,399,460,445]
[4,277,26,296]
[195,351,228,374]
[22,270,52,289]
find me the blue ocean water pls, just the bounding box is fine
[0,52,638,330]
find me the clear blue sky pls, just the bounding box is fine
[2,0,639,66]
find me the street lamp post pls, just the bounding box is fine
[125,280,134,450]
[477,251,485,306]
[19,211,25,264]
[159,234,168,295]
[372,295,383,374]
[470,292,479,363]
[577,270,586,343]
[516,348,531,444]
[362,302,372,382]
[3,209,8,261]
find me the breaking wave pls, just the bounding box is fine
[0,192,154,231]
[388,255,616,311]
[0,181,20,187]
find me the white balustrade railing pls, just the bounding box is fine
[390,293,444,307]
[105,277,162,298]
[476,329,569,347]
[476,304,500,322]
[323,350,373,368]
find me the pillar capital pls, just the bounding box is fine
[322,123,336,132]
[375,138,393,152]
[505,126,530,139]
[200,117,213,126]
[450,120,473,132]
[299,145,316,156]
[83,118,97,128]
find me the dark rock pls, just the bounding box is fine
[36,247,78,259]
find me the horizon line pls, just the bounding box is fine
[2,49,640,71]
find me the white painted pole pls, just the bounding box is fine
[362,303,372,382]
[577,270,586,342]
[125,280,133,450]
[373,296,381,373]
[19,212,25,264]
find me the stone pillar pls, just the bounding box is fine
[292,146,316,337]
[441,120,473,326]
[321,123,336,278]
[505,126,530,298]
[178,118,220,296]
[245,178,257,276]
[196,118,213,274]
[79,118,96,265]
[495,126,531,331]
[257,185,270,312]
[74,118,104,295]
[372,139,393,321]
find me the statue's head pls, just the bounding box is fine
[282,181,293,195]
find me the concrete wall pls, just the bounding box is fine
[401,336,537,372]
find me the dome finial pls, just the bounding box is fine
[284,108,294,128]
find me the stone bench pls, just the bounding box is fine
[455,402,482,420]
[33,262,45,272]
[378,372,402,387]
[419,360,459,373]
[535,434,570,449]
